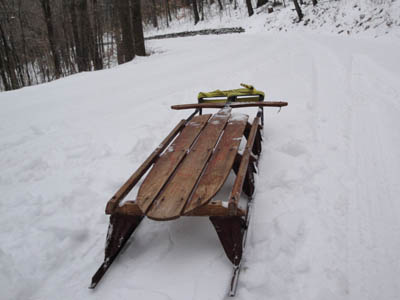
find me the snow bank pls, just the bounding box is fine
[145,0,400,39]
[259,0,400,38]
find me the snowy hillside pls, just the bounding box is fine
[145,0,400,39]
[1,31,400,299]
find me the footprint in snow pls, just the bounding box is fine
[278,140,308,158]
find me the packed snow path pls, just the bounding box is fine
[1,33,400,300]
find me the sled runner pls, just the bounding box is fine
[90,84,287,296]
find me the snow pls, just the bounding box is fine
[167,146,174,153]
[2,13,400,300]
[230,113,248,122]
[145,0,400,39]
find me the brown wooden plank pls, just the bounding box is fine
[228,117,260,215]
[183,114,249,215]
[115,200,245,217]
[146,108,232,220]
[136,114,211,214]
[105,119,186,214]
[171,101,288,110]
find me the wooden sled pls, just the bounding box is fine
[90,85,287,296]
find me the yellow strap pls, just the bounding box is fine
[198,84,265,103]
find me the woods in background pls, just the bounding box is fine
[0,0,318,91]
[0,0,147,91]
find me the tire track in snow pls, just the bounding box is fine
[345,53,400,300]
[296,35,352,300]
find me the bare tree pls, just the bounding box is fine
[91,0,104,70]
[151,0,158,28]
[0,21,19,89]
[39,0,62,78]
[246,0,254,17]
[217,0,223,11]
[116,0,134,63]
[293,0,303,22]
[199,0,205,21]
[165,0,172,23]
[132,0,146,56]
[191,0,200,25]
[256,0,268,8]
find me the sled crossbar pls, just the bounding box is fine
[171,101,287,110]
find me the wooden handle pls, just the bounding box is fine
[171,101,288,110]
[228,117,260,215]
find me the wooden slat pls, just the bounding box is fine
[136,114,211,214]
[184,200,245,217]
[228,116,260,215]
[171,101,288,110]
[105,119,186,214]
[183,114,249,214]
[146,108,232,220]
[115,200,245,217]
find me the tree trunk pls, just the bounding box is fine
[151,0,158,28]
[91,0,103,70]
[246,0,254,17]
[0,59,11,90]
[191,0,200,25]
[293,0,303,22]
[131,0,146,56]
[165,0,172,22]
[0,39,11,90]
[77,0,92,70]
[165,0,169,27]
[40,0,62,79]
[69,0,85,71]
[199,0,204,21]
[17,0,31,85]
[92,0,104,70]
[217,0,223,11]
[112,8,124,65]
[256,0,268,8]
[61,0,76,75]
[116,0,135,63]
[0,23,19,89]
[10,31,25,86]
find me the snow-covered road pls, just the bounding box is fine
[1,33,400,300]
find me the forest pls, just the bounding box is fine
[0,0,320,91]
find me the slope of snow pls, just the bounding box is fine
[145,0,400,39]
[1,32,400,300]
[258,0,400,38]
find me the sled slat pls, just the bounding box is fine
[136,114,211,213]
[183,114,249,214]
[146,108,231,220]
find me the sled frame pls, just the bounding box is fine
[90,98,287,296]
